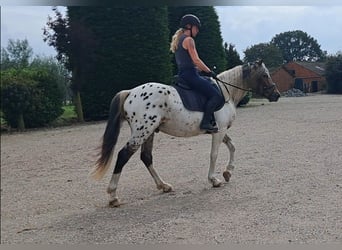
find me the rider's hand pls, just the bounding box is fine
[201,71,217,78]
[209,71,217,79]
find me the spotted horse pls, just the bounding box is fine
[91,60,280,207]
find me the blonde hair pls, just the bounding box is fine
[170,28,184,53]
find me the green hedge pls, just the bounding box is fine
[1,68,64,129]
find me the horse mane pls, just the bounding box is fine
[218,65,243,85]
[217,65,248,106]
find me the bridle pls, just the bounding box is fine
[213,70,276,98]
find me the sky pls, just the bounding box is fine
[1,6,342,59]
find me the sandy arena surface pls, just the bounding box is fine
[1,94,342,244]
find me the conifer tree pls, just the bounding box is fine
[47,7,172,120]
[224,43,242,69]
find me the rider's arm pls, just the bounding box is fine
[183,37,211,73]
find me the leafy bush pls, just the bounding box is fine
[1,70,36,129]
[1,67,64,129]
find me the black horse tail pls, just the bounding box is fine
[91,90,130,180]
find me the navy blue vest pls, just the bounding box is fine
[175,34,195,70]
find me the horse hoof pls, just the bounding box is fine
[213,182,223,188]
[108,198,121,208]
[158,183,173,193]
[223,171,231,182]
[210,178,223,187]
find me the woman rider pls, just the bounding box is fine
[170,14,223,133]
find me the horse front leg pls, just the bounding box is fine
[208,132,225,187]
[222,134,235,182]
[141,133,173,193]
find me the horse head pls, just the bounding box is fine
[249,60,280,102]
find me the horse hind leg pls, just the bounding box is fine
[107,117,165,206]
[140,133,173,193]
[107,143,138,207]
[222,134,235,182]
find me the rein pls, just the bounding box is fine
[214,76,276,96]
[214,77,252,94]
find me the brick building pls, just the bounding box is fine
[271,62,326,93]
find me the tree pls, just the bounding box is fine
[168,7,227,74]
[48,7,172,120]
[1,70,35,130]
[243,42,283,68]
[44,7,90,122]
[224,43,242,69]
[1,39,33,70]
[1,63,64,129]
[325,52,342,94]
[1,39,66,129]
[271,30,325,63]
[30,56,70,102]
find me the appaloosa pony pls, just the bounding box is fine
[91,60,280,207]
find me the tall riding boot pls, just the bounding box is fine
[200,97,220,133]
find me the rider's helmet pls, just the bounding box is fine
[180,14,201,29]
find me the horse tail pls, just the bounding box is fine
[91,90,130,180]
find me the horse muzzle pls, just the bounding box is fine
[264,84,280,102]
[269,91,280,102]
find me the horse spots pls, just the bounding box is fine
[129,100,132,104]
[158,90,170,96]
[148,115,157,123]
[159,105,163,108]
[164,102,168,107]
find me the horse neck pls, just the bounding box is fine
[219,66,248,106]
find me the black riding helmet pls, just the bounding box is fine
[180,14,201,29]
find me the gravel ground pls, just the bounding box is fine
[1,94,342,244]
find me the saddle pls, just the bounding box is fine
[172,75,225,112]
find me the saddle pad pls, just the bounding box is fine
[172,83,224,112]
